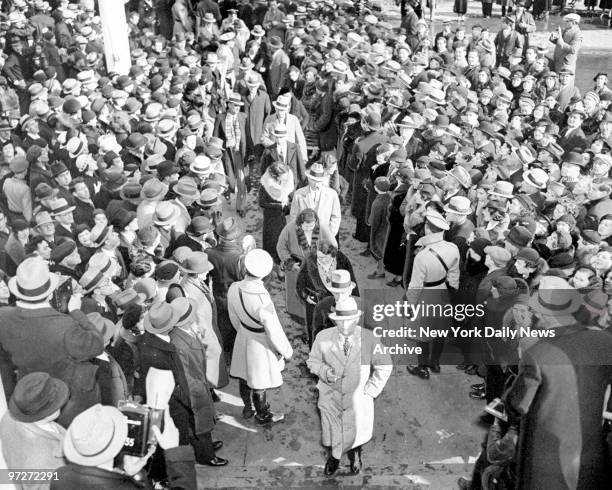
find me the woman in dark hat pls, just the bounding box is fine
[296,241,358,346]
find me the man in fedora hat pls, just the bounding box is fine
[308,296,392,476]
[261,94,308,161]
[0,257,103,401]
[290,163,341,237]
[174,215,216,252]
[229,249,293,425]
[241,71,271,173]
[169,297,228,467]
[0,372,69,472]
[213,92,248,216]
[311,269,361,340]
[260,125,305,187]
[405,210,460,379]
[180,251,228,392]
[57,403,198,486]
[504,275,612,489]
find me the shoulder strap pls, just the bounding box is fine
[238,288,263,325]
[427,247,449,273]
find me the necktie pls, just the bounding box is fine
[343,337,350,357]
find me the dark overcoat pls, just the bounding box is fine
[505,325,612,490]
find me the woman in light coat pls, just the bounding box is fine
[228,250,293,424]
[307,297,392,476]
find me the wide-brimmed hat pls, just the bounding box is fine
[153,201,179,226]
[268,36,283,50]
[272,95,291,111]
[63,404,128,466]
[306,163,327,181]
[50,198,76,217]
[219,31,236,43]
[86,312,119,346]
[9,372,69,423]
[244,249,273,278]
[79,265,109,294]
[190,155,212,175]
[329,297,362,322]
[251,25,265,37]
[144,302,180,335]
[444,196,472,215]
[171,297,199,327]
[199,188,222,209]
[363,83,384,99]
[446,166,471,189]
[216,217,241,240]
[173,178,200,200]
[488,181,514,199]
[110,289,144,312]
[327,270,356,294]
[227,92,244,106]
[181,251,214,275]
[187,215,214,236]
[523,168,548,189]
[8,257,59,301]
[528,276,581,317]
[424,210,450,231]
[504,225,533,248]
[396,115,419,129]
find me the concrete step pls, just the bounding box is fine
[196,461,471,488]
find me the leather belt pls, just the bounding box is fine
[423,277,446,287]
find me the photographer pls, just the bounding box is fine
[550,14,583,75]
[52,404,196,490]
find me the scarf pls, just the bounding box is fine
[297,223,320,256]
[225,113,241,150]
[260,169,294,205]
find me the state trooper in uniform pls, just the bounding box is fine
[228,249,294,424]
[405,210,460,380]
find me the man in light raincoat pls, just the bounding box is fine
[307,297,392,476]
[229,249,293,425]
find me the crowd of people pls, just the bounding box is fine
[0,0,611,488]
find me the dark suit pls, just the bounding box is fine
[494,29,524,66]
[206,241,245,352]
[505,325,612,490]
[445,219,475,268]
[0,307,102,399]
[73,198,95,227]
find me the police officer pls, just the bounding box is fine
[405,210,460,379]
